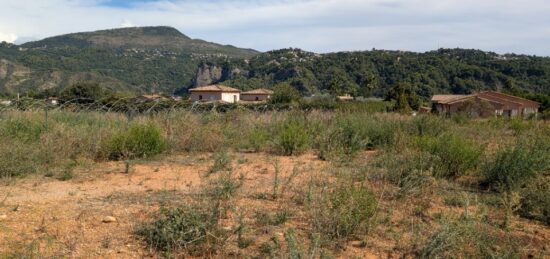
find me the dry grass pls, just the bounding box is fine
[0,109,549,257]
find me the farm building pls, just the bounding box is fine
[431,91,539,118]
[189,85,241,103]
[240,89,274,102]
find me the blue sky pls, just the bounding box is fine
[99,0,161,8]
[1,0,550,55]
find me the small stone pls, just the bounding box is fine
[102,216,117,223]
[351,240,367,248]
[0,214,7,220]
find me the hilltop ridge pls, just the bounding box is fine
[1,28,550,99]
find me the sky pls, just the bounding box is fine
[1,0,550,55]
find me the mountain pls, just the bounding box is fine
[21,26,258,57]
[1,27,550,100]
[0,26,258,95]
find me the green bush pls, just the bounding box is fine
[317,118,369,161]
[363,118,398,149]
[410,115,446,137]
[0,143,37,178]
[482,141,549,226]
[311,184,377,241]
[273,119,309,156]
[137,171,242,254]
[102,122,167,160]
[483,141,549,192]
[136,203,220,254]
[270,83,301,104]
[244,125,270,152]
[420,217,519,258]
[519,180,550,226]
[1,118,46,143]
[423,134,483,179]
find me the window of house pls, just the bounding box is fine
[199,95,203,100]
[255,96,259,101]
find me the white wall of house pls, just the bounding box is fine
[190,92,222,102]
[523,107,538,117]
[221,92,240,103]
[241,94,270,102]
[190,92,240,103]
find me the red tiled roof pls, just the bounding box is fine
[478,91,540,108]
[432,91,540,109]
[432,95,474,104]
[241,88,274,95]
[190,85,241,93]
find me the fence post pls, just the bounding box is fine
[44,103,49,129]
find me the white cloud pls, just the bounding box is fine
[0,32,17,43]
[120,19,135,28]
[0,0,550,55]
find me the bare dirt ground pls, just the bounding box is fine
[1,152,549,258]
[0,153,329,258]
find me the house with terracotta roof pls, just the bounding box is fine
[189,85,241,103]
[431,91,540,118]
[240,88,274,102]
[337,95,355,101]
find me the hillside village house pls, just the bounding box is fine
[189,85,240,103]
[431,91,539,118]
[240,88,274,102]
[337,95,355,101]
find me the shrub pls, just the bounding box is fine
[255,210,291,226]
[310,183,377,241]
[244,125,270,152]
[519,179,550,226]
[208,150,232,174]
[136,203,220,254]
[270,83,301,104]
[0,142,37,178]
[410,115,446,137]
[273,119,309,156]
[374,148,436,198]
[423,134,483,179]
[1,118,46,143]
[284,229,324,259]
[363,118,398,149]
[483,141,549,226]
[137,171,243,255]
[205,171,243,201]
[508,119,534,135]
[102,122,167,160]
[483,142,549,192]
[420,217,519,258]
[317,118,369,161]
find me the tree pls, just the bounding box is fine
[270,83,301,104]
[324,68,359,96]
[386,83,420,112]
[60,81,108,104]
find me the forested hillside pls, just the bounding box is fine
[1,27,550,100]
[217,48,550,98]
